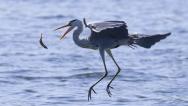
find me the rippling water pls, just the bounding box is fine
[0,0,188,106]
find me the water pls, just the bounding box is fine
[0,0,188,105]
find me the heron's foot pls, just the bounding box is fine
[88,86,97,101]
[106,84,114,97]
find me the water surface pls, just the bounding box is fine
[0,0,188,106]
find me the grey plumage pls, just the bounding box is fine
[86,21,129,49]
[86,20,171,49]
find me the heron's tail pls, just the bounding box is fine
[129,32,171,49]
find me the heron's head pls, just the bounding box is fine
[55,19,81,40]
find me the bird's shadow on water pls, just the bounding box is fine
[8,67,174,85]
[46,96,87,105]
[65,67,171,82]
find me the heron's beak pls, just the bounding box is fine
[55,24,74,40]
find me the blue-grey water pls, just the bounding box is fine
[0,0,188,106]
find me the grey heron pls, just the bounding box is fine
[55,19,171,101]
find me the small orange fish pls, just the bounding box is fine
[39,33,48,49]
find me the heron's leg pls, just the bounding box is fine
[88,48,108,101]
[105,49,121,97]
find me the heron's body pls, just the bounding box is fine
[71,20,130,50]
[55,19,171,101]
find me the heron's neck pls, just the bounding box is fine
[73,22,91,48]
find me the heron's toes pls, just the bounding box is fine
[88,86,97,101]
[106,84,113,97]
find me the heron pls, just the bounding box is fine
[55,19,171,101]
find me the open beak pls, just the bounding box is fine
[55,24,74,40]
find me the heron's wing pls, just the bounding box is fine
[88,21,127,32]
[88,21,129,39]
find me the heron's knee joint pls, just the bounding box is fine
[118,68,121,72]
[104,72,108,77]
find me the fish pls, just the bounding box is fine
[39,33,48,49]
